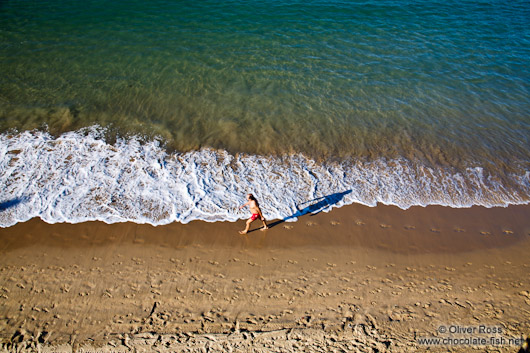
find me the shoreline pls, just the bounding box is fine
[2,203,529,252]
[1,203,529,352]
[3,127,529,229]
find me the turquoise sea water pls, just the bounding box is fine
[0,0,529,226]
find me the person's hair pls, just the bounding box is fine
[247,194,256,201]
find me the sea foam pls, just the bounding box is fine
[1,127,529,228]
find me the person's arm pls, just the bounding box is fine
[239,201,250,210]
[258,208,265,220]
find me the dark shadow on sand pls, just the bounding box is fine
[267,190,352,229]
[0,196,30,212]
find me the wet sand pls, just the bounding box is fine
[1,203,529,352]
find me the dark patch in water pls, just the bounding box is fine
[0,196,29,211]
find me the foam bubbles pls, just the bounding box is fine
[1,127,529,228]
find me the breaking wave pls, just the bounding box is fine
[1,127,529,228]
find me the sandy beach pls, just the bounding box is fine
[2,1,530,352]
[1,203,529,352]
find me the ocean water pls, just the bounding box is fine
[0,0,529,227]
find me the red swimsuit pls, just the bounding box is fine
[250,213,260,221]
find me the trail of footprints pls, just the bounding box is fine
[277,218,520,237]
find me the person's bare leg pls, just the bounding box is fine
[261,219,268,231]
[239,219,252,234]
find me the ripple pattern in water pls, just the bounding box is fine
[1,1,529,225]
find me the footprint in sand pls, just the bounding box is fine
[454,227,466,233]
[430,228,441,233]
[330,220,340,226]
[502,230,514,235]
[306,221,317,227]
[404,225,416,230]
[480,231,491,236]
[380,224,391,229]
[283,225,294,230]
[354,220,365,226]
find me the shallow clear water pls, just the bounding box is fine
[1,0,529,226]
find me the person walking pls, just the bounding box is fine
[239,194,268,234]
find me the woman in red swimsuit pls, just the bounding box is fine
[238,194,268,234]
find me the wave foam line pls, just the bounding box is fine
[1,128,529,228]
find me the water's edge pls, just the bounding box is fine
[1,127,528,228]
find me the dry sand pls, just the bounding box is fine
[1,204,529,352]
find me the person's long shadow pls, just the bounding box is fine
[267,190,352,229]
[0,196,30,212]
